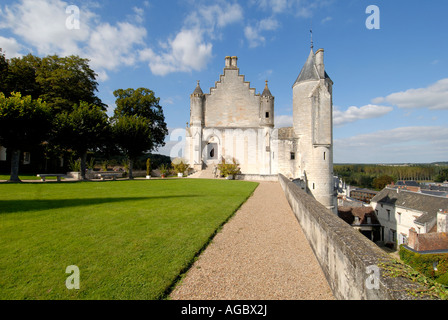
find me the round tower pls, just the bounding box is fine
[260,80,274,127]
[293,47,336,213]
[190,80,204,127]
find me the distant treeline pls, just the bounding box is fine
[334,164,448,190]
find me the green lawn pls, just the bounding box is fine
[0,174,59,181]
[0,179,258,300]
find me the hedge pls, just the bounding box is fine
[399,245,448,286]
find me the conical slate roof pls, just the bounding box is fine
[261,80,273,97]
[293,48,319,86]
[192,80,203,95]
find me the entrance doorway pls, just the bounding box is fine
[207,143,218,160]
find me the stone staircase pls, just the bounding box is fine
[188,165,217,179]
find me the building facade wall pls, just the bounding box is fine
[371,201,429,244]
[204,68,261,128]
[186,50,336,212]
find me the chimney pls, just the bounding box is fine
[225,56,231,68]
[231,56,238,68]
[315,49,325,78]
[437,209,448,233]
[408,228,418,249]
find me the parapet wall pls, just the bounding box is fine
[278,174,430,300]
[236,174,278,182]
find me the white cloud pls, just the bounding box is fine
[141,28,213,76]
[141,1,243,76]
[321,16,332,24]
[275,115,293,127]
[0,0,148,81]
[0,36,26,58]
[0,0,91,56]
[86,22,147,79]
[187,2,243,31]
[333,104,393,127]
[372,78,448,110]
[251,0,333,17]
[334,126,448,163]
[245,17,279,48]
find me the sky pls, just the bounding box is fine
[0,0,447,164]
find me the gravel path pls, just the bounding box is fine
[170,181,334,300]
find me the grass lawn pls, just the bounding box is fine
[0,174,60,181]
[0,179,258,300]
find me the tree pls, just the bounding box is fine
[3,54,42,99]
[373,175,395,190]
[113,88,168,152]
[0,92,52,182]
[112,115,152,179]
[1,53,105,114]
[37,55,105,114]
[0,48,8,93]
[435,169,448,183]
[54,101,110,180]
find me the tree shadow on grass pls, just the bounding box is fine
[0,195,201,215]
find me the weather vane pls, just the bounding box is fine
[310,21,313,49]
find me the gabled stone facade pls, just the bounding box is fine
[185,48,336,213]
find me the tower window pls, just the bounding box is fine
[290,152,295,160]
[324,152,326,161]
[265,112,270,118]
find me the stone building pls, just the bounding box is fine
[185,46,336,212]
[371,187,448,246]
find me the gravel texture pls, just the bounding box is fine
[170,181,334,300]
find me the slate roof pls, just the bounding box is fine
[294,49,319,85]
[192,81,203,95]
[338,206,381,226]
[293,48,331,86]
[412,232,448,252]
[277,127,295,140]
[261,81,273,97]
[371,187,448,225]
[396,180,420,187]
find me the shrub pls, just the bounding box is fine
[146,158,151,176]
[69,158,81,172]
[171,158,190,176]
[158,164,170,177]
[217,157,240,177]
[437,272,448,286]
[399,245,448,284]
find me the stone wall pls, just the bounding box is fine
[278,174,432,300]
[235,174,278,182]
[204,68,260,128]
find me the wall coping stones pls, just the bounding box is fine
[278,174,438,300]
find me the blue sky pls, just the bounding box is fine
[1,0,447,163]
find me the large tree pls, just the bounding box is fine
[54,101,110,180]
[3,54,42,99]
[0,92,52,182]
[0,48,8,93]
[37,55,106,114]
[1,53,105,114]
[113,88,168,152]
[112,115,152,179]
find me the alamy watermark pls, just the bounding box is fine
[365,265,380,290]
[366,5,380,30]
[66,265,80,290]
[66,5,80,30]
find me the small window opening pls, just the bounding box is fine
[324,152,326,161]
[265,112,270,118]
[290,152,295,160]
